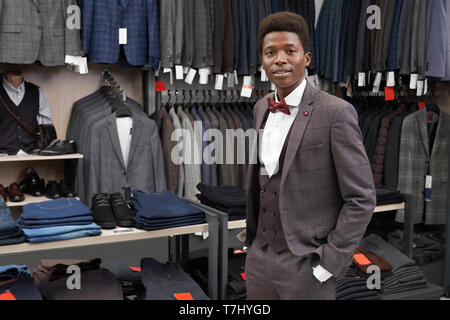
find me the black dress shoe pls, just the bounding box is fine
[39,140,77,156]
[45,181,61,199]
[110,193,135,227]
[59,181,76,198]
[91,194,117,229]
[19,168,45,197]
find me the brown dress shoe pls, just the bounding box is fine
[0,184,7,202]
[8,183,25,202]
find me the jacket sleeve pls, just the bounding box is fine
[147,0,160,69]
[320,103,376,278]
[81,0,94,55]
[64,0,84,56]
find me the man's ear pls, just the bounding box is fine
[304,52,312,68]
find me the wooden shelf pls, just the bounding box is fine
[7,195,80,207]
[0,153,83,163]
[226,203,406,230]
[0,224,209,256]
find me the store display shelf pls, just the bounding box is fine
[225,203,406,230]
[0,153,83,163]
[0,224,209,256]
[7,195,80,207]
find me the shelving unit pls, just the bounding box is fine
[6,195,81,207]
[0,153,84,163]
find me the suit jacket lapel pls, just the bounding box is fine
[127,115,143,168]
[107,114,127,170]
[281,82,317,185]
[416,108,430,156]
[431,110,449,158]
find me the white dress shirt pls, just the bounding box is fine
[260,79,333,283]
[116,117,133,169]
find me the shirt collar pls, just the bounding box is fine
[274,78,307,107]
[2,75,25,93]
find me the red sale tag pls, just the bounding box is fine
[234,249,245,254]
[385,87,395,101]
[128,267,141,272]
[155,81,166,92]
[353,254,372,266]
[174,293,194,300]
[0,291,16,300]
[418,102,427,110]
[240,273,246,281]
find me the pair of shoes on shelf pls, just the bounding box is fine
[0,183,25,203]
[19,168,45,197]
[45,181,76,200]
[33,140,77,156]
[91,193,135,229]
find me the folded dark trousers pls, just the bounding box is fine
[196,194,246,215]
[196,183,247,207]
[141,258,209,300]
[17,215,94,228]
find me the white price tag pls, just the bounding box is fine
[386,71,396,87]
[241,76,253,98]
[424,78,428,95]
[215,74,224,90]
[227,72,235,88]
[199,68,210,85]
[175,65,184,80]
[417,80,424,96]
[409,74,418,89]
[260,67,268,82]
[373,72,382,93]
[234,70,239,85]
[119,28,127,45]
[184,68,197,85]
[358,73,366,87]
[163,68,174,85]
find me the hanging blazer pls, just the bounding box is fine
[396,108,450,225]
[0,0,83,66]
[81,0,160,68]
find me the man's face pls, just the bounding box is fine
[261,31,311,93]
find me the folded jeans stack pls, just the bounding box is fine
[360,234,429,295]
[16,198,101,243]
[130,190,205,231]
[195,183,246,221]
[141,258,209,300]
[0,265,42,300]
[0,198,26,246]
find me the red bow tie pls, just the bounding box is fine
[268,98,292,115]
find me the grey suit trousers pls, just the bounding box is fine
[245,237,336,300]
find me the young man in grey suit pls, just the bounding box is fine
[243,12,376,300]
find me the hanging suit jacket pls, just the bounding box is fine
[86,111,167,207]
[245,83,376,278]
[0,0,83,66]
[159,0,184,68]
[192,0,214,69]
[396,108,450,225]
[81,0,160,68]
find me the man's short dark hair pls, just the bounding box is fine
[258,11,312,54]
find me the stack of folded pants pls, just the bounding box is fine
[196,183,246,221]
[0,198,26,246]
[375,186,406,206]
[0,265,42,300]
[388,229,445,266]
[141,258,209,300]
[16,198,101,243]
[32,259,123,300]
[360,234,429,295]
[130,190,205,231]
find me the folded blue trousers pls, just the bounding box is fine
[131,190,204,219]
[0,265,30,276]
[0,198,18,233]
[0,235,26,246]
[21,198,92,220]
[0,227,23,240]
[26,229,102,243]
[22,223,101,238]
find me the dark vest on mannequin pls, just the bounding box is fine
[254,113,293,253]
[0,82,40,155]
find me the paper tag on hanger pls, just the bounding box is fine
[175,65,184,80]
[358,73,365,87]
[183,66,189,74]
[163,68,174,85]
[227,72,235,88]
[234,70,239,85]
[373,72,382,93]
[119,28,127,45]
[241,76,253,98]
[424,78,428,95]
[184,68,197,85]
[385,86,395,101]
[417,80,424,96]
[409,74,418,89]
[260,67,268,82]
[240,273,246,281]
[155,81,166,92]
[215,74,224,90]
[353,253,372,266]
[386,71,396,87]
[199,68,210,85]
[346,81,353,98]
[425,175,432,202]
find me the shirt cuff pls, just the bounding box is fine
[312,265,333,283]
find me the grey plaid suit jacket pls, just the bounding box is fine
[245,82,376,278]
[396,108,450,225]
[159,0,184,68]
[0,0,83,66]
